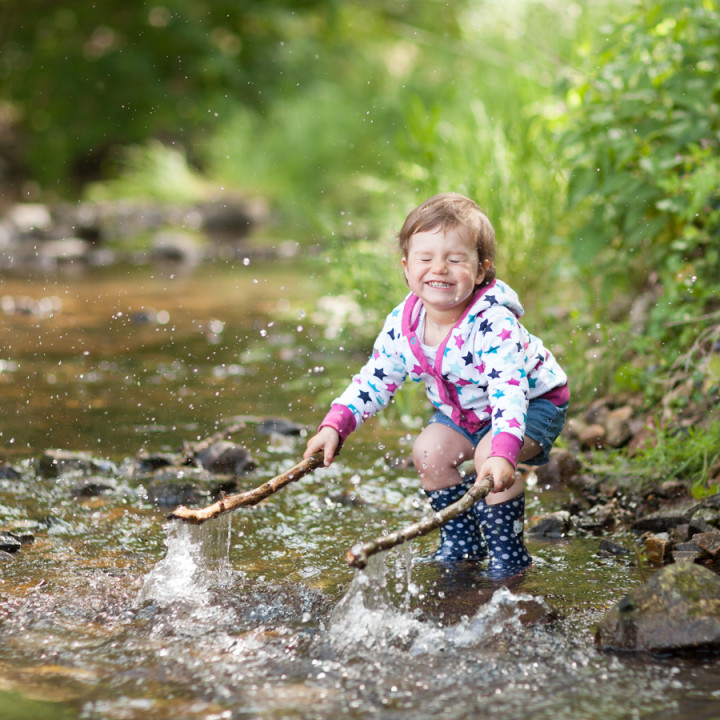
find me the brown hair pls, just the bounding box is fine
[398,193,496,286]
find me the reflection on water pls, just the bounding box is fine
[1,264,720,720]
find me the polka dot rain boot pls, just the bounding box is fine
[477,493,532,579]
[424,475,488,563]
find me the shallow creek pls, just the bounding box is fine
[1,263,719,720]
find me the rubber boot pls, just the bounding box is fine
[477,492,532,579]
[424,475,488,563]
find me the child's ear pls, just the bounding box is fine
[401,256,410,284]
[475,258,490,284]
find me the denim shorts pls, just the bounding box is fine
[428,398,568,466]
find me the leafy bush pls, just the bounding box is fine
[562,0,720,330]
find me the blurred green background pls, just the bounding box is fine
[1,0,719,490]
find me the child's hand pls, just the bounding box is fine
[477,456,516,493]
[304,426,341,466]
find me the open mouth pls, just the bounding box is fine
[427,281,452,289]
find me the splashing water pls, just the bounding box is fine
[137,515,234,609]
[328,552,550,656]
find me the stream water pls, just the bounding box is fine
[1,261,720,720]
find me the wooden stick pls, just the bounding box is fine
[346,475,495,569]
[168,452,325,524]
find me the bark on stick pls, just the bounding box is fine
[346,476,495,569]
[168,452,325,524]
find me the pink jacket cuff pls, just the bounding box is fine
[320,404,357,442]
[490,432,523,468]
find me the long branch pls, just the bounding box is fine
[345,476,494,569]
[168,452,325,524]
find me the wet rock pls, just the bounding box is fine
[584,398,610,426]
[583,499,631,531]
[669,524,690,544]
[578,423,606,450]
[71,480,116,497]
[6,202,52,238]
[256,418,304,436]
[527,511,572,538]
[151,230,204,268]
[135,452,179,474]
[604,406,634,448]
[595,563,720,653]
[671,546,706,564]
[631,511,691,533]
[693,531,720,558]
[688,514,717,535]
[691,505,720,529]
[532,448,581,485]
[0,531,22,553]
[195,441,254,475]
[0,463,22,479]
[642,533,672,565]
[38,449,115,478]
[328,488,367,507]
[36,237,91,270]
[699,493,720,509]
[656,479,688,499]
[1,530,35,550]
[597,539,631,557]
[198,196,266,242]
[146,480,208,508]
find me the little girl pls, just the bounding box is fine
[305,193,569,579]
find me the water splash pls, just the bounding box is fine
[328,553,550,656]
[137,514,234,609]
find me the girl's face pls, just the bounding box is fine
[401,226,487,320]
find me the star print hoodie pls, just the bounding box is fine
[320,279,569,467]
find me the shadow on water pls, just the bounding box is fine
[2,264,720,719]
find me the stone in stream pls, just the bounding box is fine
[38,449,116,478]
[527,511,572,538]
[0,531,22,553]
[631,510,693,534]
[255,417,304,436]
[0,463,22,480]
[194,441,255,475]
[595,563,720,653]
[597,539,631,557]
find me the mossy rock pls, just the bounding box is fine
[595,563,720,653]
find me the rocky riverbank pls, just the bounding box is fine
[0,196,279,272]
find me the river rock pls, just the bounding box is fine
[0,463,22,479]
[642,533,672,565]
[528,511,572,538]
[38,449,116,478]
[595,563,720,653]
[146,480,208,508]
[604,405,633,448]
[0,531,22,553]
[134,452,179,474]
[691,531,720,558]
[597,539,631,557]
[631,511,691,533]
[579,423,606,450]
[256,418,304,436]
[532,448,581,485]
[195,441,254,475]
[151,230,204,268]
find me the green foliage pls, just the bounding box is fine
[85,141,210,203]
[639,420,720,499]
[562,0,720,328]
